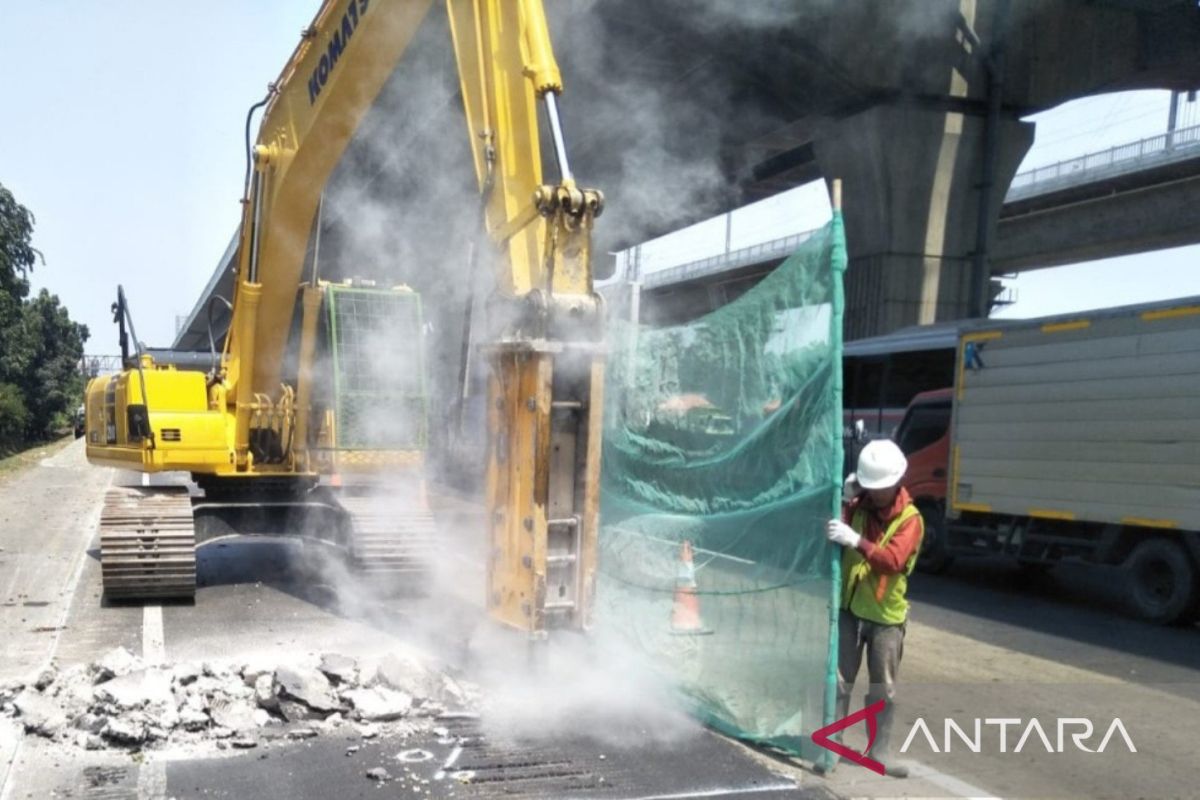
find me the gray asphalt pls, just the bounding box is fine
[5,441,1198,799]
[0,443,825,800]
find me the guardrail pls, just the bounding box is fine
[636,124,1200,290]
[1007,123,1200,200]
[641,227,822,289]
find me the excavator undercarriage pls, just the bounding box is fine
[97,479,439,601]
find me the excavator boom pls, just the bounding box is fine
[85,0,605,635]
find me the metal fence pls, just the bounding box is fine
[80,355,123,377]
[641,227,823,289]
[1008,123,1200,200]
[635,124,1200,292]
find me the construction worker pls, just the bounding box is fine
[825,438,923,778]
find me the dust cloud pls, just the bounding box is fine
[279,1,744,748]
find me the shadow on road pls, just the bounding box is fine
[910,555,1200,684]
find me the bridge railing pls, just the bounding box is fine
[1008,122,1200,200]
[635,123,1200,291]
[641,227,823,289]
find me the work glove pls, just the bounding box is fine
[826,519,862,549]
[842,473,862,504]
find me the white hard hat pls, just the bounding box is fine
[856,440,907,490]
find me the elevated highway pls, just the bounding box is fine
[624,121,1200,324]
[173,0,1200,354]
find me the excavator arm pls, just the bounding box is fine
[86,0,604,634]
[445,0,606,635]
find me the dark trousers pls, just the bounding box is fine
[835,609,905,759]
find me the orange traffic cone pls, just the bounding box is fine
[670,540,713,635]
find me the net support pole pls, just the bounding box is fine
[823,178,847,772]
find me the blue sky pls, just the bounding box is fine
[1,3,1197,349]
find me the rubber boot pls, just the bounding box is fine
[871,699,908,779]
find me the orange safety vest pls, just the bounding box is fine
[840,503,923,625]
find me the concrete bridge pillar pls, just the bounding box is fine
[815,103,1034,339]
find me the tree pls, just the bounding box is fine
[0,181,89,443]
[0,183,40,298]
[20,290,89,436]
[0,383,28,451]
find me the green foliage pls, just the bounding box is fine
[0,182,88,444]
[19,290,89,437]
[0,184,40,297]
[0,383,29,452]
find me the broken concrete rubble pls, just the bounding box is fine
[318,653,358,685]
[93,669,173,711]
[274,665,341,713]
[209,697,259,732]
[90,646,141,683]
[13,689,67,738]
[0,650,471,754]
[343,686,412,722]
[253,673,278,710]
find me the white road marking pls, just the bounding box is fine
[142,604,165,665]
[136,757,166,800]
[906,760,999,799]
[619,785,798,800]
[137,472,168,666]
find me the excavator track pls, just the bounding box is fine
[100,486,197,600]
[339,494,437,587]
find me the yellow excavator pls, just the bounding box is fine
[84,0,605,638]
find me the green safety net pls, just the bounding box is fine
[596,211,846,761]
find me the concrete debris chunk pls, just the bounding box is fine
[231,736,258,749]
[179,708,209,731]
[253,674,278,710]
[274,665,341,713]
[0,679,25,703]
[90,647,142,683]
[171,663,201,686]
[240,657,276,687]
[286,726,318,740]
[345,687,413,722]
[93,669,173,711]
[365,767,390,782]
[13,690,67,738]
[73,712,107,734]
[371,653,438,700]
[278,699,319,723]
[318,653,358,685]
[100,715,147,745]
[189,675,225,700]
[209,697,259,732]
[33,666,57,691]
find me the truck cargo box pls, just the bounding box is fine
[950,299,1200,532]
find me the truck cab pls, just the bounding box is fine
[890,388,954,572]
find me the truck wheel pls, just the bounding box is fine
[915,501,953,574]
[1123,539,1197,624]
